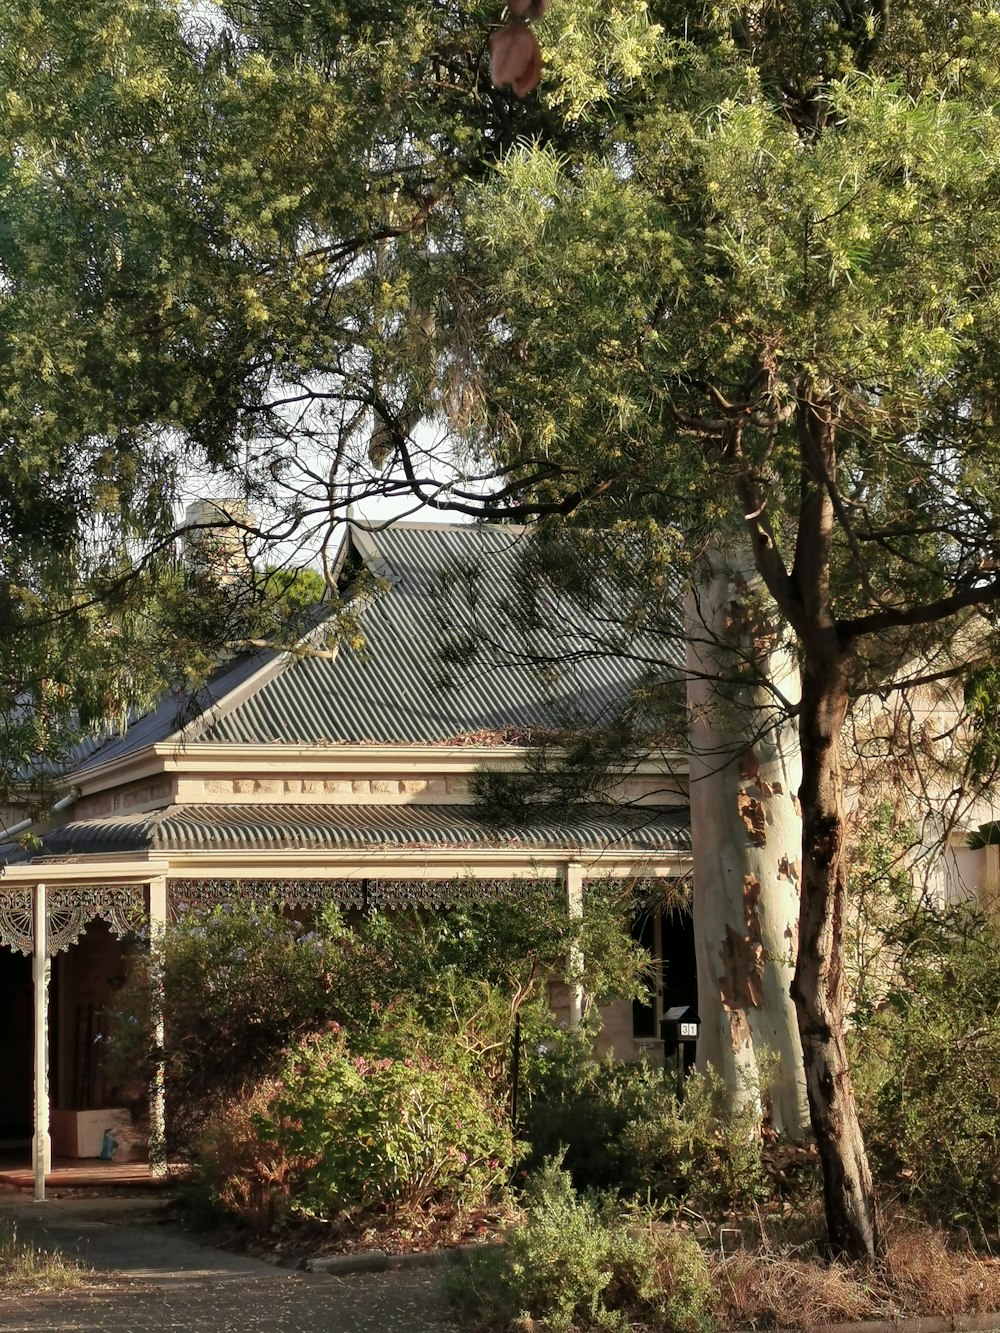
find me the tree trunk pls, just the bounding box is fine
[686,550,810,1139]
[792,647,881,1261]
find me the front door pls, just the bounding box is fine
[0,947,32,1141]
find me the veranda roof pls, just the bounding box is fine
[31,802,691,857]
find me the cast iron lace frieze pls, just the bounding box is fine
[169,878,367,917]
[168,876,549,915]
[0,884,147,955]
[166,875,670,915]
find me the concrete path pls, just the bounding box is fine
[0,1194,459,1331]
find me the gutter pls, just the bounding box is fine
[2,788,81,841]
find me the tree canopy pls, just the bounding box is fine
[7,0,1000,1259]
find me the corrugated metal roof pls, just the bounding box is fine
[201,523,681,746]
[67,522,682,771]
[39,802,691,856]
[72,648,277,774]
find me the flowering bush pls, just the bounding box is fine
[108,901,337,1147]
[262,1025,514,1217]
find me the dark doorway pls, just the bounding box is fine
[661,906,697,1014]
[631,905,697,1040]
[0,948,32,1142]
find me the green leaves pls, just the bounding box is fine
[267,1025,513,1216]
[443,0,1000,663]
[852,905,1000,1233]
[6,0,1000,798]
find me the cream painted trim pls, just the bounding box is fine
[73,753,169,795]
[348,524,384,569]
[0,848,691,890]
[73,742,690,798]
[157,743,688,776]
[160,743,538,773]
[0,856,172,886]
[32,881,48,1199]
[157,848,692,881]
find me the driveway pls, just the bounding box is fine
[0,1194,460,1332]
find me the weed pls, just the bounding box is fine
[0,1218,91,1296]
[447,1160,715,1332]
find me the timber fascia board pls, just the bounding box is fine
[160,847,693,881]
[72,743,690,797]
[0,855,171,886]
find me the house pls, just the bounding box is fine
[0,520,696,1193]
[3,519,995,1193]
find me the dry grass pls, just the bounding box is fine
[715,1244,882,1329]
[712,1217,1000,1330]
[0,1217,92,1297]
[879,1222,1000,1318]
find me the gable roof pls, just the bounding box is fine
[71,646,277,775]
[73,521,682,769]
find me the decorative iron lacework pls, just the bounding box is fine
[0,888,33,954]
[0,873,685,951]
[368,877,542,909]
[167,874,677,915]
[0,884,147,955]
[47,885,148,954]
[168,876,555,915]
[169,879,367,917]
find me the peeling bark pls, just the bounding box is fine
[736,792,768,845]
[687,550,810,1139]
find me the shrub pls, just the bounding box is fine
[108,902,337,1146]
[328,883,648,1039]
[619,1066,765,1213]
[447,1160,715,1333]
[851,905,1000,1234]
[845,803,919,1021]
[523,1030,764,1210]
[187,1077,304,1230]
[108,883,649,1156]
[186,1021,515,1229]
[262,1024,514,1218]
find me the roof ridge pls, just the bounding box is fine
[352,518,532,535]
[176,649,295,745]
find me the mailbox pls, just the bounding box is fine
[660,1005,700,1049]
[660,1005,700,1095]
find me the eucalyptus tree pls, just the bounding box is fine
[0,1,345,802]
[427,2,1000,1260]
[0,0,493,790]
[0,0,664,793]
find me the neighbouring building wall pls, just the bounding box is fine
[847,675,1000,908]
[930,840,990,906]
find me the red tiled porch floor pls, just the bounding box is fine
[0,1157,189,1190]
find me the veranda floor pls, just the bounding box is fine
[0,1154,187,1190]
